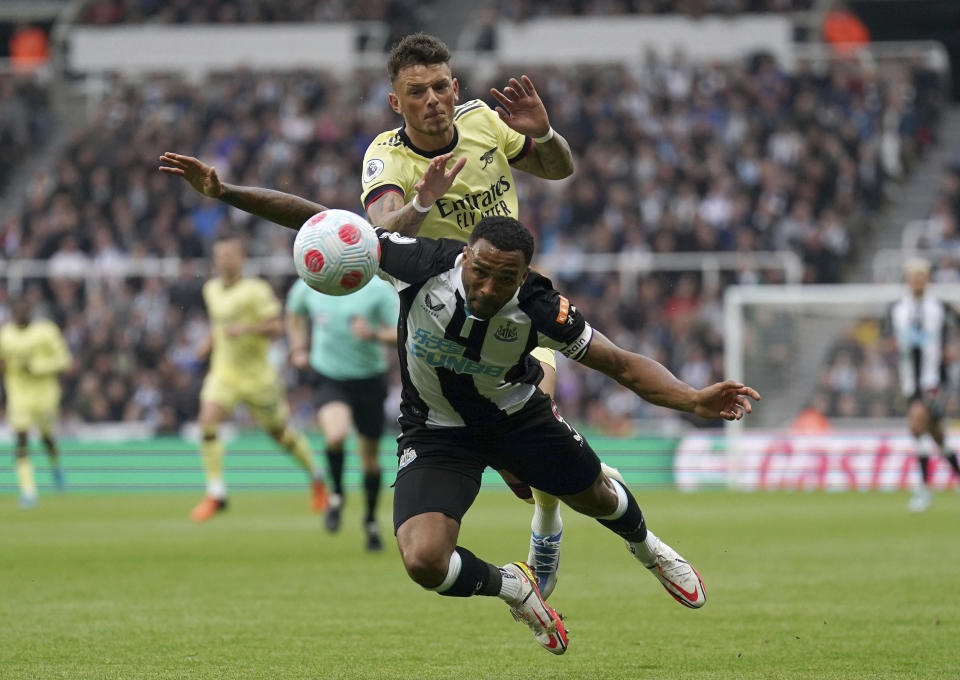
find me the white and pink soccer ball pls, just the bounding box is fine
[293,209,380,296]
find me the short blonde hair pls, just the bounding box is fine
[904,257,931,275]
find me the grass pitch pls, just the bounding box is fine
[1,490,957,679]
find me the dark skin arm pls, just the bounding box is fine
[158,152,326,230]
[579,330,760,420]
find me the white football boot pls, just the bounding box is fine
[527,529,562,600]
[501,562,568,655]
[628,531,706,609]
[908,486,932,513]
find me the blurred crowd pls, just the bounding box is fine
[0,73,50,193]
[79,0,811,25]
[0,49,945,433]
[493,0,813,20]
[81,0,421,23]
[911,156,960,282]
[808,151,960,420]
[810,317,960,420]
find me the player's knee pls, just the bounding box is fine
[507,481,534,503]
[399,544,449,588]
[324,431,348,449]
[563,475,617,517]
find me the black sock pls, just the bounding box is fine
[326,447,345,495]
[917,455,931,485]
[363,470,381,523]
[437,546,502,598]
[944,453,960,477]
[596,480,647,543]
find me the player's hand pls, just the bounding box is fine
[691,380,761,421]
[490,75,551,138]
[413,152,466,207]
[158,152,224,198]
[225,323,247,338]
[290,347,310,369]
[350,316,375,341]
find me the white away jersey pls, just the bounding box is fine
[375,229,593,429]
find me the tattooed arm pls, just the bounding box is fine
[365,152,466,236]
[159,152,326,230]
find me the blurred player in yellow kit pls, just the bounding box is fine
[191,232,328,522]
[1,299,71,508]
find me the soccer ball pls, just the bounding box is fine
[293,209,380,296]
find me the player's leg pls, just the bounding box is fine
[927,400,960,483]
[193,376,232,521]
[13,429,37,508]
[523,348,564,597]
[907,398,933,512]
[498,397,705,609]
[393,439,567,654]
[356,435,383,550]
[351,374,388,551]
[40,432,64,491]
[317,400,351,531]
[256,386,327,513]
[561,473,705,608]
[38,404,64,491]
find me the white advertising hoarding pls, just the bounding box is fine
[676,432,959,491]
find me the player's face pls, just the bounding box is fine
[906,269,929,296]
[461,240,528,319]
[11,301,30,326]
[389,63,459,142]
[213,239,244,278]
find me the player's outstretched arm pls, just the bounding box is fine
[158,152,327,230]
[366,152,466,236]
[490,75,573,180]
[285,311,311,369]
[579,330,760,420]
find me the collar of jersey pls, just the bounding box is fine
[454,254,521,321]
[398,125,459,158]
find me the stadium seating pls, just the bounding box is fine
[0,73,50,193]
[0,50,944,432]
[491,0,814,20]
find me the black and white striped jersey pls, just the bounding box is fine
[886,293,960,397]
[375,228,594,429]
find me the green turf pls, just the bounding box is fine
[1,490,957,679]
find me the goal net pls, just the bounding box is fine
[676,283,960,491]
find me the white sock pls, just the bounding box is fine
[498,566,523,603]
[425,551,462,593]
[598,479,629,520]
[631,530,660,567]
[531,502,562,537]
[207,478,226,500]
[329,493,343,509]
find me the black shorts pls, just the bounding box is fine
[909,387,949,421]
[315,373,388,439]
[392,394,602,532]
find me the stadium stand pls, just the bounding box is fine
[0,45,945,433]
[492,0,814,19]
[0,72,50,193]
